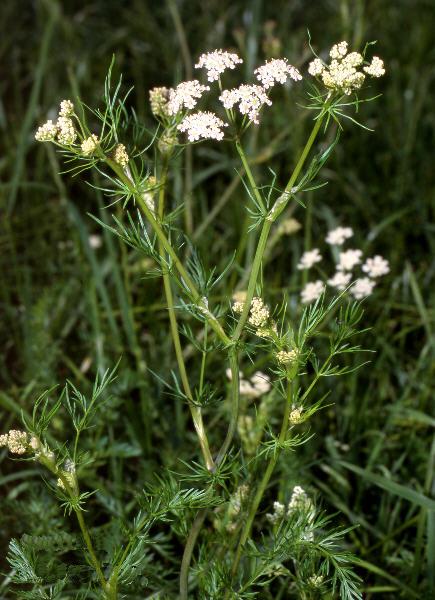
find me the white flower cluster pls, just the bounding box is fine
[248,296,270,328]
[57,116,77,145]
[35,119,58,142]
[351,277,376,299]
[301,281,325,304]
[59,99,74,117]
[308,41,385,95]
[266,486,315,528]
[288,405,304,425]
[226,368,271,399]
[362,255,390,277]
[364,56,386,77]
[114,143,129,167]
[287,485,313,514]
[308,575,324,588]
[167,80,210,115]
[254,58,302,89]
[195,49,243,82]
[337,248,363,271]
[220,84,272,124]
[327,271,352,290]
[326,226,353,245]
[266,500,286,524]
[81,134,99,156]
[300,224,389,302]
[35,99,89,149]
[56,459,76,491]
[0,430,40,455]
[297,248,322,270]
[276,349,298,365]
[177,111,228,142]
[149,86,171,118]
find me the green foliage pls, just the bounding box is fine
[1,1,434,599]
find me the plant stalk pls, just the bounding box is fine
[229,381,293,585]
[157,159,215,471]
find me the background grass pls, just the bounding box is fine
[1,0,434,597]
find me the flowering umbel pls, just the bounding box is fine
[308,41,385,95]
[254,58,302,88]
[195,49,243,82]
[178,111,228,142]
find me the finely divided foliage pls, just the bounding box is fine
[4,39,387,599]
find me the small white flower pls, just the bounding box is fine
[81,134,99,156]
[308,58,324,76]
[248,297,270,328]
[114,143,129,167]
[250,372,271,395]
[362,255,389,277]
[330,41,348,59]
[301,281,324,304]
[254,58,302,89]
[287,486,313,515]
[309,575,324,587]
[297,249,322,270]
[239,379,258,398]
[337,249,362,271]
[1,430,28,455]
[327,271,352,290]
[266,501,285,524]
[351,277,376,299]
[276,349,298,365]
[167,80,210,115]
[219,84,272,124]
[35,119,58,142]
[59,99,74,117]
[289,406,304,425]
[343,52,364,68]
[177,111,228,142]
[89,234,102,249]
[232,300,245,314]
[364,56,385,77]
[325,226,353,245]
[195,49,243,82]
[273,501,285,516]
[57,116,77,145]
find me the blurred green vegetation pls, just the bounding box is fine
[1,0,434,597]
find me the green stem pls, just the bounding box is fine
[157,160,215,471]
[105,159,231,347]
[179,509,208,599]
[178,348,240,597]
[214,347,240,466]
[229,381,293,584]
[75,509,110,595]
[231,116,325,344]
[235,140,265,211]
[39,456,109,595]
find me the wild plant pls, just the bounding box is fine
[2,39,387,599]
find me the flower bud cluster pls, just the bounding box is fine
[81,134,99,156]
[149,86,171,119]
[0,430,30,454]
[276,349,298,365]
[266,486,315,534]
[308,41,385,95]
[288,405,304,425]
[114,143,129,167]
